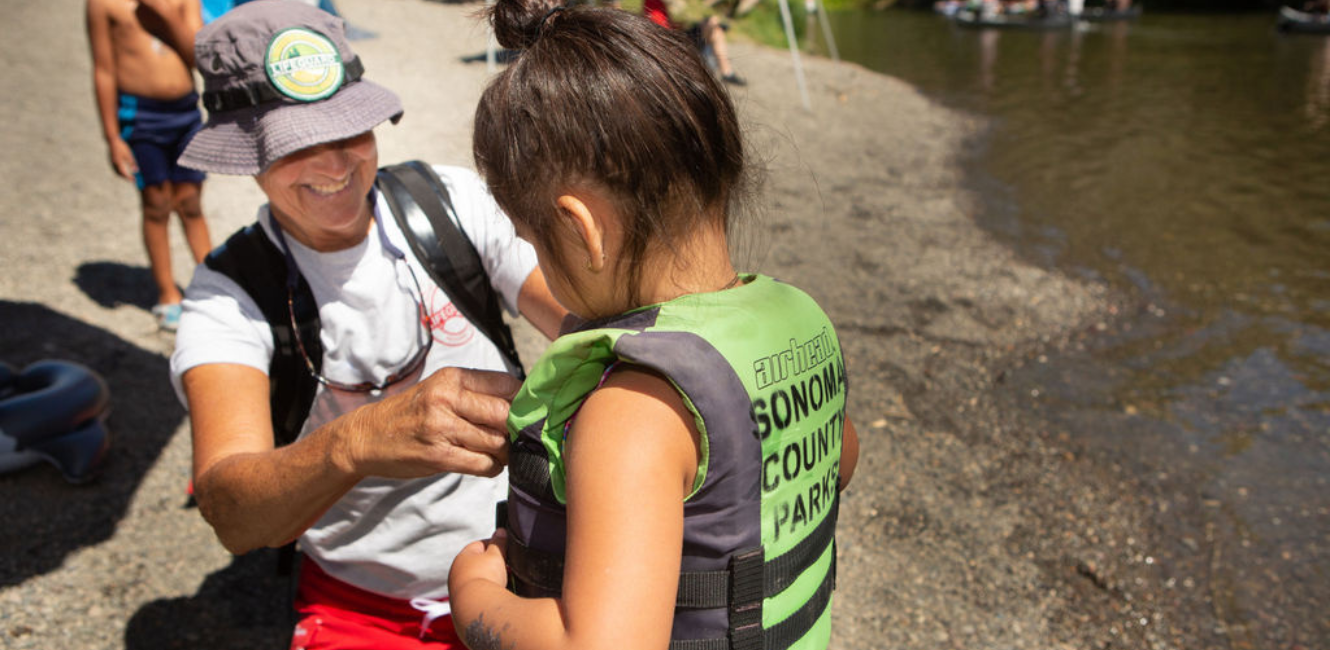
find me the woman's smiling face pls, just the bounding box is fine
[256,131,379,252]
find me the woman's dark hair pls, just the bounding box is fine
[474,0,747,306]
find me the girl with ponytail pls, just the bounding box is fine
[449,2,859,649]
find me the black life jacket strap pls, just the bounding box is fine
[666,558,836,650]
[761,546,836,650]
[670,639,730,650]
[509,434,559,504]
[507,532,564,599]
[764,492,839,597]
[674,493,840,610]
[727,547,764,650]
[505,494,839,650]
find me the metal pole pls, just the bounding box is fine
[777,0,812,111]
[816,0,839,62]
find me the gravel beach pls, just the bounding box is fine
[0,0,1201,648]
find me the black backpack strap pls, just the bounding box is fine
[377,161,524,377]
[202,223,321,448]
[203,223,323,577]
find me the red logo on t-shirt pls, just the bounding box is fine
[426,287,475,347]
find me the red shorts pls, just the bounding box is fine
[290,559,464,650]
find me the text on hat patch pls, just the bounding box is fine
[265,28,345,102]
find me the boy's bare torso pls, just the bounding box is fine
[96,0,194,99]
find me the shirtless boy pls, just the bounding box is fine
[87,0,211,331]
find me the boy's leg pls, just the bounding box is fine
[140,183,182,307]
[701,16,744,84]
[123,92,205,329]
[171,181,212,264]
[125,101,182,310]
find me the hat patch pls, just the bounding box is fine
[265,28,345,102]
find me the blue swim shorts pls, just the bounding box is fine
[117,91,207,190]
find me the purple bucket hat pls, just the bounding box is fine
[179,0,403,175]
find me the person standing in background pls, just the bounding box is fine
[86,0,212,331]
[642,0,747,86]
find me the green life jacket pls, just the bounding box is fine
[504,274,848,650]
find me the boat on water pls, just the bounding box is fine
[1278,6,1330,33]
[1075,4,1143,21]
[934,0,968,16]
[953,9,1074,29]
[949,2,1140,29]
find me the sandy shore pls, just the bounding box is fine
[0,0,1191,648]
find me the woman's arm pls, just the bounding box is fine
[450,368,699,650]
[185,363,357,553]
[516,267,568,341]
[186,362,519,554]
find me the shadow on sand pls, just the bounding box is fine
[460,48,521,65]
[0,300,185,587]
[124,549,292,649]
[73,261,160,311]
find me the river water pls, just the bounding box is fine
[811,8,1329,643]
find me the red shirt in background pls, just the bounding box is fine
[644,0,673,28]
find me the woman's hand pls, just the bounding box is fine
[333,366,521,480]
[187,363,520,553]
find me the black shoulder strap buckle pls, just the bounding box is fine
[376,161,524,377]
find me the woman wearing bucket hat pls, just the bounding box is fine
[167,2,566,648]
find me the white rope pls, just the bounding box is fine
[409,597,452,639]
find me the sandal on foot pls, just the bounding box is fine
[152,303,182,332]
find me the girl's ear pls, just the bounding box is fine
[555,193,607,273]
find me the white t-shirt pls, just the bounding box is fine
[170,165,537,599]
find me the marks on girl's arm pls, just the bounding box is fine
[463,614,516,650]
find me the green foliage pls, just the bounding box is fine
[729,1,799,47]
[610,0,878,50]
[717,0,880,49]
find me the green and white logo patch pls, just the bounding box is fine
[264,28,344,102]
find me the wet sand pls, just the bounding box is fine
[0,0,1207,648]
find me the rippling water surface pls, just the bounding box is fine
[815,8,1330,642]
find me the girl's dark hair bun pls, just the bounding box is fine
[489,0,565,50]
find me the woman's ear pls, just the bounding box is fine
[555,193,607,273]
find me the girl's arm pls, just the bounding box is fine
[839,416,859,491]
[450,367,700,650]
